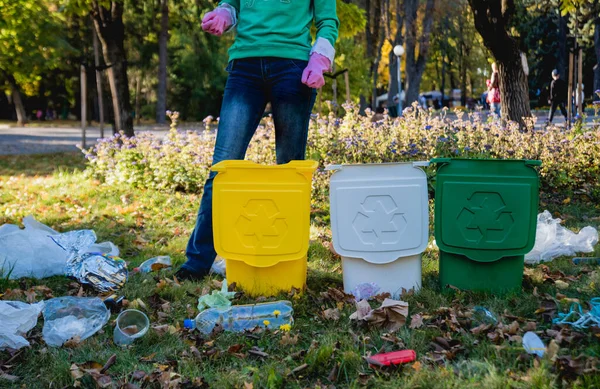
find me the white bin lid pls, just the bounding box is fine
[327,162,429,264]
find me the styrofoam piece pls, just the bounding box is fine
[327,162,429,264]
[342,254,422,298]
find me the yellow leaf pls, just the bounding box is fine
[562,198,571,204]
[411,361,422,372]
[244,383,254,389]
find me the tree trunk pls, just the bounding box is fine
[136,71,142,126]
[91,1,134,137]
[594,16,600,102]
[403,0,436,106]
[156,0,168,124]
[468,0,531,125]
[558,14,568,79]
[5,73,27,125]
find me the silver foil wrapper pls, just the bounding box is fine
[52,230,128,292]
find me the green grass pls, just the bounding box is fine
[1,153,600,388]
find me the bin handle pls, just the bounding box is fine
[412,161,430,167]
[324,164,342,171]
[430,158,451,166]
[525,160,542,167]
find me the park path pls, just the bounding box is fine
[0,112,596,156]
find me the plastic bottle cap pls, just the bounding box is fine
[183,319,195,329]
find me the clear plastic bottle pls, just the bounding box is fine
[184,300,293,334]
[134,256,171,273]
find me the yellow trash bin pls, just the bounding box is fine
[212,160,318,296]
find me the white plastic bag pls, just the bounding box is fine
[0,216,66,279]
[210,257,226,276]
[525,211,599,264]
[0,216,119,279]
[0,301,44,350]
[42,297,110,347]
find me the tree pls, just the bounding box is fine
[156,0,168,124]
[90,1,133,136]
[403,0,436,106]
[468,0,531,124]
[0,0,69,125]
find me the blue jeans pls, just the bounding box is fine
[183,58,317,273]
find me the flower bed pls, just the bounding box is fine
[84,106,600,202]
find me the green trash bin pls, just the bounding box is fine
[432,158,542,293]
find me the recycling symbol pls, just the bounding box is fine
[352,195,407,246]
[456,192,514,244]
[235,200,288,248]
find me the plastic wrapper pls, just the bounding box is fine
[0,216,67,279]
[41,297,110,347]
[52,230,127,292]
[0,301,44,350]
[525,211,599,264]
[197,278,236,311]
[522,331,545,357]
[210,257,226,276]
[351,282,380,301]
[0,216,120,281]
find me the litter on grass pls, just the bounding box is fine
[0,216,124,292]
[350,298,408,332]
[0,301,44,350]
[197,278,237,311]
[553,298,600,329]
[522,331,546,357]
[351,282,380,301]
[42,297,110,347]
[525,211,598,264]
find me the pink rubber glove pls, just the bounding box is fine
[201,8,233,36]
[301,53,331,89]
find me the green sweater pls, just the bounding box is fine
[218,0,339,62]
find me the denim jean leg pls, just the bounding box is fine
[183,59,267,273]
[268,59,317,164]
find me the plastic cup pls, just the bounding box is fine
[113,309,149,346]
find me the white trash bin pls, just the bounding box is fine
[327,162,429,298]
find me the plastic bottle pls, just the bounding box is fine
[184,300,293,334]
[134,256,172,273]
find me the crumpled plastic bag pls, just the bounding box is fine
[351,282,380,301]
[350,298,409,332]
[42,296,110,347]
[0,216,120,280]
[210,257,226,276]
[197,278,236,311]
[525,211,599,264]
[0,301,44,350]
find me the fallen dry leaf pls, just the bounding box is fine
[546,340,559,361]
[244,382,254,389]
[227,344,243,354]
[322,308,341,321]
[290,363,309,376]
[63,336,82,348]
[555,280,569,290]
[280,332,299,346]
[24,289,37,303]
[410,314,424,329]
[412,361,422,372]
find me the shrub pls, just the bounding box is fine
[84,105,600,202]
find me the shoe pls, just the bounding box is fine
[175,267,210,282]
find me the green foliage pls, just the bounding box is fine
[336,0,366,39]
[0,0,73,95]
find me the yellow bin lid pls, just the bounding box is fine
[212,160,318,267]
